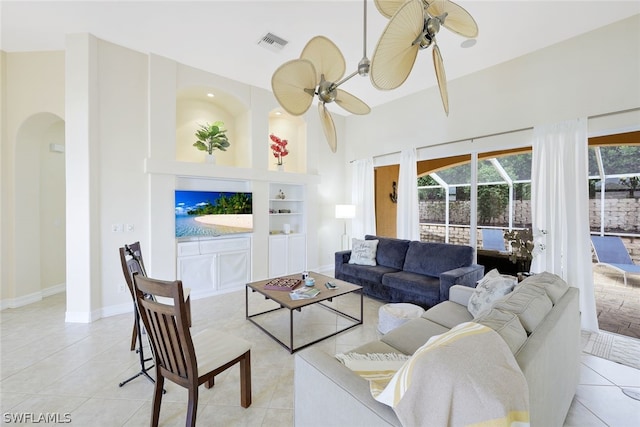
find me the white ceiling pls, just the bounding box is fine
[2,1,639,114]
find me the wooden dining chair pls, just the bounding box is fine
[133,274,252,426]
[119,242,192,351]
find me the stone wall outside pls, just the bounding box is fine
[420,198,640,265]
[420,198,639,233]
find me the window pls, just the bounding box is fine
[588,141,640,236]
[417,150,532,246]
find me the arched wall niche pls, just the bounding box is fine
[176,86,250,168]
[268,108,307,173]
[14,112,66,302]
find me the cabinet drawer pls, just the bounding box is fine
[177,241,200,257]
[200,237,250,254]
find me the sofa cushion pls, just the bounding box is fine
[517,272,569,305]
[365,235,410,270]
[349,238,379,266]
[381,270,440,300]
[402,241,473,277]
[493,285,553,333]
[421,301,474,329]
[468,269,517,317]
[339,263,399,284]
[474,309,528,354]
[381,318,449,355]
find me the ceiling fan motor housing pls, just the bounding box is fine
[426,15,442,38]
[318,80,337,103]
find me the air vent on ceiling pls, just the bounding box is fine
[258,32,288,52]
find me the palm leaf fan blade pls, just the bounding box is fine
[300,36,346,84]
[318,103,337,153]
[335,89,371,115]
[370,0,424,90]
[271,59,317,116]
[374,0,407,19]
[427,0,478,38]
[433,44,449,116]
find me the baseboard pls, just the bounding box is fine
[101,301,134,318]
[0,283,65,310]
[315,263,335,276]
[42,283,66,297]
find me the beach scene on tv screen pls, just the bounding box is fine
[175,190,253,238]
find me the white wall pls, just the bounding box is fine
[1,51,65,307]
[345,15,640,162]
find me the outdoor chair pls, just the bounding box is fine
[482,229,506,252]
[133,274,252,426]
[591,236,640,286]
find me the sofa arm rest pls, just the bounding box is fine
[439,264,484,301]
[295,348,399,426]
[449,285,475,306]
[335,250,352,277]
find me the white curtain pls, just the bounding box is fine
[531,118,598,332]
[397,149,420,240]
[351,158,376,239]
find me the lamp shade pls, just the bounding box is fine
[335,204,356,219]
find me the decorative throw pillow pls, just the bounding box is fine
[467,269,517,318]
[349,238,379,266]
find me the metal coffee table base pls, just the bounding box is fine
[245,288,363,353]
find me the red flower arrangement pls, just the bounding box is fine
[270,134,289,165]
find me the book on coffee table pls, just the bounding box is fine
[289,287,320,300]
[264,277,301,291]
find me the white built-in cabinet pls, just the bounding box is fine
[268,233,306,277]
[269,183,306,277]
[177,236,251,295]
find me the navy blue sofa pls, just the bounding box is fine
[335,235,484,308]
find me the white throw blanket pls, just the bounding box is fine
[338,322,530,427]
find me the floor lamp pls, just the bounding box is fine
[335,204,356,250]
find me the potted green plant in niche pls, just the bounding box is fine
[193,121,230,163]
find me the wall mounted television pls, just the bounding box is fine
[175,190,253,238]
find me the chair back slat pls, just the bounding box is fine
[133,275,198,387]
[591,236,633,265]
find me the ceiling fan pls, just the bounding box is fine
[271,1,372,153]
[370,0,478,115]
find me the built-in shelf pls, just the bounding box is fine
[145,158,320,185]
[268,183,306,277]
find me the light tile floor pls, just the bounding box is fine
[1,287,639,426]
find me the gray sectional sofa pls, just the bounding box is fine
[335,235,484,308]
[295,273,581,427]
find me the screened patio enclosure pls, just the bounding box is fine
[417,150,533,249]
[417,143,640,263]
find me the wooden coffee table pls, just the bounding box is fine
[245,272,363,353]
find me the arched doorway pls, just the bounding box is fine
[14,113,66,302]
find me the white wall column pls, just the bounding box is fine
[65,34,101,322]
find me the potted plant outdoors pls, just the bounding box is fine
[193,121,230,163]
[269,134,289,170]
[504,228,546,274]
